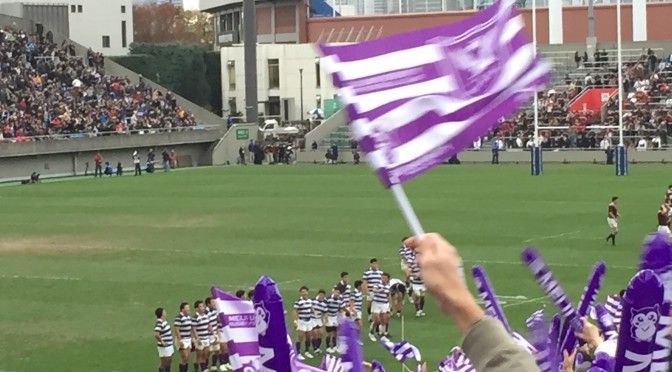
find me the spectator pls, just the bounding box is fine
[170,149,177,169]
[104,162,113,176]
[161,148,170,172]
[116,162,123,176]
[94,151,103,178]
[0,27,197,143]
[133,150,142,176]
[239,146,246,165]
[248,140,255,163]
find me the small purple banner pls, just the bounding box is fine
[472,265,512,333]
[253,275,292,372]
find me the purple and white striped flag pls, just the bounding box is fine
[526,306,546,331]
[371,360,386,372]
[317,0,550,187]
[320,355,343,372]
[605,294,622,328]
[438,347,475,372]
[379,337,422,371]
[210,286,261,372]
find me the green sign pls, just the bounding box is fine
[235,128,249,140]
[323,99,342,119]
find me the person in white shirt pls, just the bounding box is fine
[637,138,648,151]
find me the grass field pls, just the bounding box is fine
[0,163,666,371]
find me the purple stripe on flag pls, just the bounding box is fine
[594,303,618,341]
[559,261,606,354]
[318,0,510,62]
[317,0,549,188]
[522,247,582,350]
[614,269,665,372]
[472,265,512,333]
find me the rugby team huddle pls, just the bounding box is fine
[151,237,425,372]
[291,237,427,361]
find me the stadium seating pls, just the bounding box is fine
[0,27,198,143]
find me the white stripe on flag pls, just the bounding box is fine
[500,15,524,44]
[322,45,445,82]
[365,61,550,169]
[342,76,458,114]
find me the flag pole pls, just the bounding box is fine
[390,184,466,282]
[532,0,539,145]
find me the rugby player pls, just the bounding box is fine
[293,286,314,360]
[352,280,364,345]
[409,261,426,317]
[369,273,391,341]
[174,302,194,372]
[658,204,671,236]
[399,237,413,287]
[205,297,224,371]
[325,286,344,353]
[154,307,174,372]
[388,277,407,318]
[192,300,214,372]
[606,196,619,245]
[311,289,327,354]
[362,258,383,322]
[336,271,352,305]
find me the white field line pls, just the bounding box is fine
[0,274,81,281]
[108,246,638,270]
[524,230,582,243]
[501,296,546,308]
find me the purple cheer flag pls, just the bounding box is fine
[253,275,292,372]
[371,360,387,372]
[559,261,606,354]
[316,0,549,187]
[614,269,665,371]
[210,286,261,372]
[640,231,672,368]
[338,317,365,372]
[595,303,618,341]
[380,337,422,372]
[522,247,583,353]
[438,347,475,372]
[472,265,512,333]
[529,315,560,372]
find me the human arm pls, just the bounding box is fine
[154,330,165,346]
[404,233,539,372]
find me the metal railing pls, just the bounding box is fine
[0,125,222,144]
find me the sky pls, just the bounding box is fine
[183,0,199,10]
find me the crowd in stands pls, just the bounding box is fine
[0,26,198,143]
[487,48,672,150]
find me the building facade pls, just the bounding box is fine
[220,44,338,121]
[0,0,133,55]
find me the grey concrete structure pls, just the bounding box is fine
[297,148,672,164]
[0,130,226,181]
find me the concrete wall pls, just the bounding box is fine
[303,108,347,147]
[220,44,339,121]
[0,130,226,181]
[297,148,672,163]
[211,123,259,165]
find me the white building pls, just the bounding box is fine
[0,0,133,56]
[220,44,339,122]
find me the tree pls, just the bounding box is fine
[133,4,213,48]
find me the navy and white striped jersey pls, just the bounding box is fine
[409,262,424,285]
[193,312,211,341]
[399,246,413,262]
[206,307,219,333]
[405,250,417,266]
[174,312,193,340]
[352,290,363,312]
[294,297,313,321]
[373,283,391,304]
[155,318,174,347]
[363,268,383,292]
[337,281,352,303]
[312,297,327,320]
[326,295,344,317]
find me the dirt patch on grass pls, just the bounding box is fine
[0,236,101,253]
